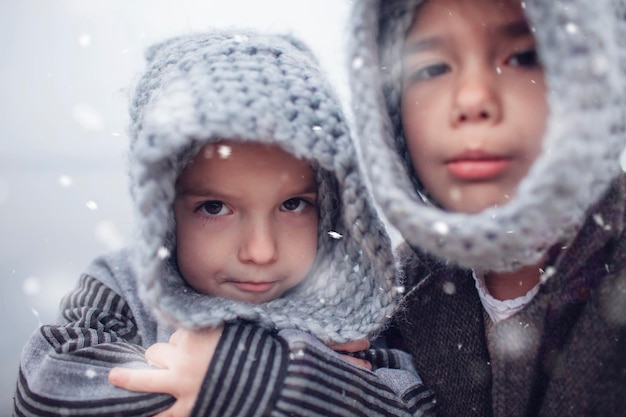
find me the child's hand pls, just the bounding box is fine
[109,326,223,417]
[330,339,372,370]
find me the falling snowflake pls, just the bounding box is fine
[23,277,41,296]
[157,246,171,260]
[58,175,73,188]
[432,221,450,235]
[352,56,364,70]
[593,213,605,227]
[565,22,579,35]
[32,308,42,326]
[493,320,538,358]
[95,220,125,250]
[619,148,626,173]
[72,103,104,131]
[442,281,456,295]
[328,231,343,239]
[77,34,92,47]
[591,54,609,76]
[289,349,305,360]
[85,369,97,379]
[539,266,556,283]
[85,200,98,211]
[217,145,232,159]
[449,187,462,201]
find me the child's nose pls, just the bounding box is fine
[238,219,279,265]
[450,68,501,126]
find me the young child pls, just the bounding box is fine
[14,29,435,416]
[347,0,626,416]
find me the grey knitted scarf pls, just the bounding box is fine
[348,0,626,272]
[128,29,399,343]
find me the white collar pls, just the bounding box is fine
[472,270,541,324]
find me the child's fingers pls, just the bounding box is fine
[340,354,373,370]
[188,326,223,346]
[330,338,370,352]
[108,367,173,394]
[168,328,187,346]
[168,327,223,357]
[145,343,176,368]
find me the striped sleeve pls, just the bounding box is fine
[13,274,174,417]
[191,323,436,417]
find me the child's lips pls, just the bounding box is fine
[230,280,277,293]
[446,151,511,180]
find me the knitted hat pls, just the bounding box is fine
[128,29,400,343]
[348,0,626,272]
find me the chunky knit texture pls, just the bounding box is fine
[128,29,399,343]
[348,0,626,272]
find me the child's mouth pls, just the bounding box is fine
[446,151,510,180]
[231,281,277,293]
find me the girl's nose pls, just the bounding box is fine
[238,219,279,265]
[450,67,502,126]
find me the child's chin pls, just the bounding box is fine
[438,186,517,214]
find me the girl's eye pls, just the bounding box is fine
[406,63,451,83]
[280,198,310,213]
[507,48,540,69]
[198,200,231,217]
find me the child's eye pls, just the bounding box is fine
[406,63,451,83]
[280,198,311,213]
[198,200,231,217]
[506,48,540,69]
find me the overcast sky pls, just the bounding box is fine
[0,0,351,411]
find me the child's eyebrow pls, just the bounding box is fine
[497,19,532,39]
[403,19,532,56]
[175,185,229,199]
[176,183,318,198]
[295,184,318,195]
[404,36,441,55]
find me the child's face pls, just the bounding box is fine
[401,0,548,214]
[174,141,319,304]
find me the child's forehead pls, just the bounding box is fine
[182,140,314,179]
[176,140,318,199]
[196,141,306,163]
[405,0,531,49]
[411,0,527,28]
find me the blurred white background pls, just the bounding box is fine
[0,0,351,412]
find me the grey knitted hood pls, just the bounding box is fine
[128,29,399,343]
[348,0,626,272]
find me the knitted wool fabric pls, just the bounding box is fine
[128,29,399,343]
[348,0,626,272]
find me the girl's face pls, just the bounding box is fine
[174,141,319,304]
[401,0,548,214]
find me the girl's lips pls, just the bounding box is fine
[446,152,511,180]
